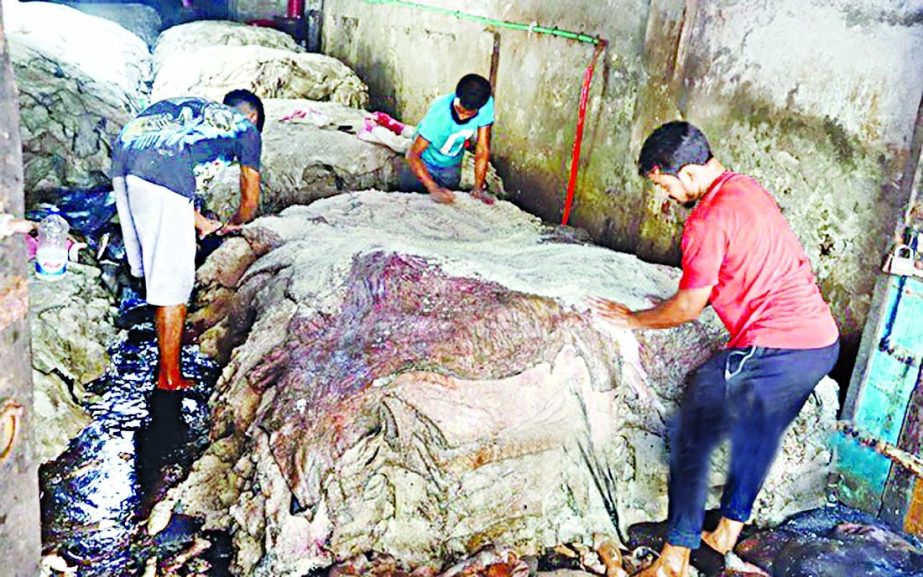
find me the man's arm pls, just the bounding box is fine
[220,165,260,234]
[472,124,491,192]
[0,214,35,238]
[407,135,454,204]
[590,286,712,330]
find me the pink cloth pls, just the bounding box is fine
[368,112,408,136]
[22,234,78,261]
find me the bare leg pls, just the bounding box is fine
[702,517,745,555]
[636,544,691,577]
[154,304,194,390]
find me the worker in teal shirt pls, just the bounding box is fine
[400,74,496,205]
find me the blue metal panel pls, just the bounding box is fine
[838,275,923,513]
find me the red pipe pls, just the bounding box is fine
[287,0,305,19]
[561,41,606,227]
[250,0,303,27]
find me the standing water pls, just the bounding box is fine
[39,322,229,576]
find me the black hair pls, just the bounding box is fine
[455,74,492,110]
[223,89,265,132]
[637,121,713,177]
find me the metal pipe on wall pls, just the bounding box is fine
[562,41,607,227]
[287,0,305,19]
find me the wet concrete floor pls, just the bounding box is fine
[40,322,229,577]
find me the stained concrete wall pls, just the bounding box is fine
[309,0,923,370]
[231,0,286,20]
[319,0,649,244]
[230,0,322,21]
[667,0,923,348]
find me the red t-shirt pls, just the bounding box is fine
[679,171,839,349]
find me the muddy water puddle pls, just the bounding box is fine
[39,323,229,577]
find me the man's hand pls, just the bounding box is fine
[217,222,244,236]
[194,211,224,238]
[429,186,456,204]
[470,187,496,205]
[0,215,35,238]
[589,297,637,329]
[8,218,36,234]
[199,218,224,238]
[589,287,711,331]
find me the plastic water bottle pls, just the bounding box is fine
[35,214,70,280]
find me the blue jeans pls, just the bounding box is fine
[666,341,840,548]
[398,161,461,192]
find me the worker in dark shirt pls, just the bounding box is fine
[112,89,263,391]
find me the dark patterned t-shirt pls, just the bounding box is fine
[111,97,262,201]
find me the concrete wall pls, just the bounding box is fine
[312,0,923,367]
[231,0,285,20]
[230,0,322,21]
[671,0,923,346]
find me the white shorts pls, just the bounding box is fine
[114,175,195,306]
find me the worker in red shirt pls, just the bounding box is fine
[592,121,839,577]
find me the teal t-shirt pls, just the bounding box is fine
[417,93,495,169]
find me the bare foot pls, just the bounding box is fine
[635,544,690,577]
[702,517,745,555]
[594,533,628,577]
[156,374,195,391]
[198,218,224,239]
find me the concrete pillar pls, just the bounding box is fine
[0,1,42,574]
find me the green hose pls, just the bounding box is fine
[363,0,602,45]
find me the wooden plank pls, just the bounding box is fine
[0,1,41,574]
[837,276,922,512]
[905,477,923,536]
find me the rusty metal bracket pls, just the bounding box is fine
[0,398,24,463]
[488,30,501,93]
[839,421,923,480]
